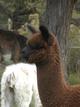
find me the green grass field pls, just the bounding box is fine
[68,72,80,85]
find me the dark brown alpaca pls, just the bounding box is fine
[22,25,80,107]
[0,29,27,63]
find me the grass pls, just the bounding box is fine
[72,10,80,19]
[68,72,80,85]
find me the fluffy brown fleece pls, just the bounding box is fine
[22,25,80,107]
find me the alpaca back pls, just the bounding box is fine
[1,63,42,107]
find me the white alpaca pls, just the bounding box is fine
[1,63,42,107]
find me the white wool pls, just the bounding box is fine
[1,63,42,107]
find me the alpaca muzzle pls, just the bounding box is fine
[21,45,33,61]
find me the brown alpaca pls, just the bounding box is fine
[22,25,80,107]
[0,29,27,63]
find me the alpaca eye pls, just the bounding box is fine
[34,44,43,49]
[29,44,36,49]
[28,43,43,49]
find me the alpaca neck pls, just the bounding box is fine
[36,45,68,106]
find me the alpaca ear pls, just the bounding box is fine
[39,25,50,43]
[27,24,37,33]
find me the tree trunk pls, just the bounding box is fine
[40,0,77,79]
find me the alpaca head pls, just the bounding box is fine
[22,25,58,65]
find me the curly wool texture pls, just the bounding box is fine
[1,63,42,107]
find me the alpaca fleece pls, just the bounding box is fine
[0,29,27,63]
[1,63,42,107]
[22,25,80,107]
